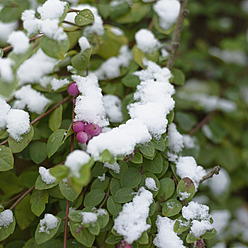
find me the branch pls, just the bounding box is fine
[9,185,35,210]
[62,20,82,27]
[199,166,221,184]
[0,96,71,146]
[167,0,189,70]
[189,112,214,136]
[98,187,110,210]
[63,200,70,248]
[2,34,44,54]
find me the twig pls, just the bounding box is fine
[199,166,221,184]
[68,8,80,13]
[167,0,189,70]
[62,20,82,27]
[98,187,110,210]
[9,185,35,210]
[3,191,24,206]
[63,200,70,248]
[2,34,44,54]
[0,96,71,146]
[189,112,214,136]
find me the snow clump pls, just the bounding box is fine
[0,58,14,83]
[39,213,59,234]
[51,78,70,91]
[39,167,56,185]
[104,162,120,174]
[0,99,10,131]
[78,36,91,52]
[145,177,158,191]
[0,210,14,229]
[8,31,29,54]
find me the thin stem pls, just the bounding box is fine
[167,0,189,70]
[62,20,82,27]
[3,191,24,206]
[68,8,80,13]
[63,200,70,248]
[189,112,214,136]
[98,187,110,210]
[10,185,35,210]
[199,166,221,184]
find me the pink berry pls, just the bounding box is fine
[72,121,85,133]
[84,123,101,136]
[67,82,79,96]
[76,131,88,144]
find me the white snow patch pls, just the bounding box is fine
[145,177,158,191]
[21,10,39,36]
[87,119,151,158]
[135,29,160,53]
[39,213,59,234]
[104,162,120,174]
[183,135,195,149]
[51,78,70,91]
[103,95,123,123]
[8,31,29,54]
[65,150,91,177]
[111,27,124,36]
[212,243,226,248]
[113,187,153,244]
[98,173,106,181]
[211,209,231,237]
[81,209,107,224]
[178,190,191,200]
[176,156,206,189]
[39,167,56,184]
[6,109,30,141]
[0,210,13,229]
[17,49,57,85]
[0,99,10,131]
[13,85,50,114]
[153,216,185,248]
[73,74,108,127]
[0,58,14,83]
[167,123,184,153]
[0,20,18,43]
[78,36,91,52]
[153,0,180,30]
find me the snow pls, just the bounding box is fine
[167,123,184,153]
[103,94,123,123]
[51,78,70,90]
[8,31,29,54]
[178,190,191,200]
[208,168,230,196]
[17,49,57,85]
[87,119,151,158]
[111,27,124,36]
[212,243,226,248]
[211,210,231,237]
[13,85,50,114]
[0,210,14,229]
[202,125,213,139]
[81,209,107,224]
[104,162,120,174]
[135,29,160,53]
[98,173,106,181]
[65,150,91,177]
[6,109,30,141]
[0,99,10,131]
[73,74,109,127]
[21,10,39,36]
[39,167,56,184]
[0,58,14,83]
[182,201,213,237]
[94,45,132,80]
[176,156,206,189]
[145,177,158,191]
[78,36,91,52]
[113,187,153,244]
[153,216,185,248]
[37,0,67,20]
[183,135,195,149]
[153,0,180,30]
[39,213,59,234]
[0,20,18,43]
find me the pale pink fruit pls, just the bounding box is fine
[76,131,88,144]
[72,121,85,133]
[67,82,79,96]
[84,123,101,136]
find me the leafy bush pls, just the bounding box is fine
[0,0,247,247]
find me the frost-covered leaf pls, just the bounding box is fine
[30,189,49,216]
[35,175,58,190]
[0,146,14,171]
[162,199,182,217]
[74,9,94,26]
[177,177,195,201]
[174,216,190,233]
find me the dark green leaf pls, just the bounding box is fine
[202,228,217,239]
[59,180,81,202]
[162,199,182,217]
[106,234,122,244]
[115,188,134,203]
[107,197,122,218]
[48,105,63,131]
[172,68,185,85]
[30,189,49,216]
[174,216,190,233]
[29,142,47,164]
[47,129,66,158]
[71,48,91,71]
[120,167,141,188]
[35,175,58,190]
[0,146,14,171]
[130,152,143,164]
[143,153,163,174]
[177,177,195,201]
[0,214,16,242]
[140,142,155,159]
[157,178,175,202]
[84,189,105,207]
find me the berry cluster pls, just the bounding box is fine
[68,82,102,144]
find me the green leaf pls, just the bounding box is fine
[0,215,16,242]
[143,153,163,174]
[97,210,109,229]
[71,48,91,71]
[98,149,113,163]
[0,77,18,98]
[186,232,197,243]
[35,216,61,244]
[120,167,141,188]
[0,146,14,171]
[91,177,110,191]
[132,45,146,68]
[40,36,69,59]
[29,142,47,164]
[153,13,175,35]
[137,231,149,244]
[174,216,190,233]
[202,228,217,239]
[71,163,91,190]
[50,165,69,181]
[157,178,175,202]
[122,73,140,88]
[35,175,58,190]
[162,199,182,217]
[152,137,166,152]
[68,210,83,223]
[88,221,100,235]
[59,180,81,202]
[8,126,34,153]
[47,129,66,158]
[15,194,35,230]
[0,6,22,22]
[84,189,105,207]
[171,68,185,85]
[74,9,94,26]
[49,105,63,131]
[107,196,122,217]
[30,189,49,216]
[0,49,3,58]
[115,188,134,203]
[130,152,143,164]
[110,178,121,195]
[106,234,122,244]
[140,142,155,159]
[177,177,196,201]
[69,221,95,247]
